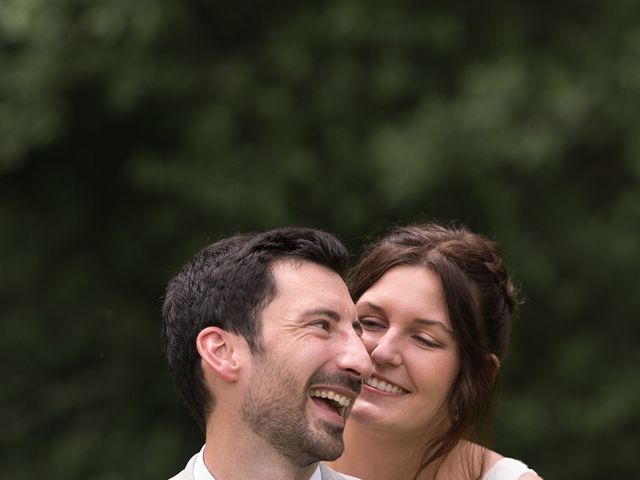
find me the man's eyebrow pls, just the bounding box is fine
[358,301,453,335]
[301,308,340,321]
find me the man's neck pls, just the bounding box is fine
[203,416,319,480]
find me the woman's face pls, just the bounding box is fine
[350,265,460,438]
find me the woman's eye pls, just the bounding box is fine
[358,317,385,330]
[413,336,439,349]
[352,321,363,337]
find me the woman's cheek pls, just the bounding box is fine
[360,331,379,354]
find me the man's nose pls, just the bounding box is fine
[336,328,374,380]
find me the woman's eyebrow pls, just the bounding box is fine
[356,301,385,315]
[414,318,454,335]
[359,301,453,335]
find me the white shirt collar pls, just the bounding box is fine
[194,445,322,480]
[309,465,322,480]
[194,446,214,480]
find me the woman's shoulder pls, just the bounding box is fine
[439,442,542,480]
[483,451,543,480]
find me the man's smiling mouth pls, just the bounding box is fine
[309,388,354,418]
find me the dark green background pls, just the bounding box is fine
[2,1,638,478]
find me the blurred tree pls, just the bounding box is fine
[1,0,639,478]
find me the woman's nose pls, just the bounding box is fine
[370,333,402,366]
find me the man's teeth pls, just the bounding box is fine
[366,377,405,394]
[309,390,352,407]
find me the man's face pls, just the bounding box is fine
[241,260,373,466]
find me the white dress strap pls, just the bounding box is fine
[483,458,536,480]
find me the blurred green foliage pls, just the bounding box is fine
[1,1,639,478]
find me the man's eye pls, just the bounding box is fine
[310,320,330,331]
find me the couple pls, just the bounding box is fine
[162,225,542,480]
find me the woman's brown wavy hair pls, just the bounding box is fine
[350,224,520,480]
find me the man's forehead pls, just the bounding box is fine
[267,260,354,313]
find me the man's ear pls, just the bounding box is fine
[196,326,242,382]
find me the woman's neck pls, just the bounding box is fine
[329,421,428,480]
[329,421,494,480]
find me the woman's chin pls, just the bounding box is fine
[347,397,394,429]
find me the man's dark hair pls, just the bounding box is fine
[161,227,349,431]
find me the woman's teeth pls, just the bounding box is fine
[366,377,406,394]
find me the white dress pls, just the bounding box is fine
[482,458,537,480]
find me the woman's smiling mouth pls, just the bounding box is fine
[364,375,409,394]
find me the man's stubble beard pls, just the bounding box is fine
[241,355,344,467]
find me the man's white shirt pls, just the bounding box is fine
[194,445,322,480]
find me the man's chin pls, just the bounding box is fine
[286,429,344,466]
[314,421,345,460]
[293,421,339,459]
[321,442,345,462]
